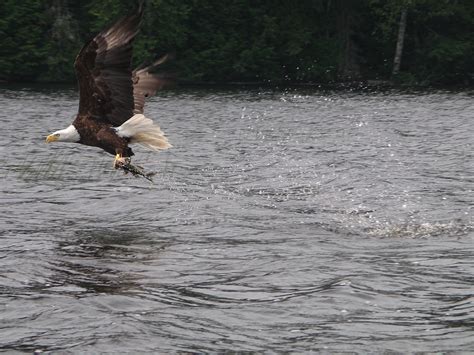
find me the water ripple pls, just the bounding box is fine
[0,86,473,352]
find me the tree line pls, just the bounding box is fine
[1,0,473,86]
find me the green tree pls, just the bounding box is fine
[0,0,49,81]
[41,0,81,82]
[0,0,472,85]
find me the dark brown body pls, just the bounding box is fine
[73,115,134,157]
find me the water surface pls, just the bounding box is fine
[0,85,473,353]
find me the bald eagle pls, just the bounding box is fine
[46,2,171,177]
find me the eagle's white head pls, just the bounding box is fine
[46,125,80,143]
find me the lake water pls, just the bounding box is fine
[0,85,473,353]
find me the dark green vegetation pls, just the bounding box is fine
[1,0,473,85]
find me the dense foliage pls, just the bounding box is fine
[1,0,473,85]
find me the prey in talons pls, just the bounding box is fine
[113,154,156,182]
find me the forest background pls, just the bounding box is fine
[1,0,473,86]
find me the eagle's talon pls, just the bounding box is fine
[114,159,154,182]
[114,154,131,169]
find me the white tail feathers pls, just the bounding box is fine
[115,114,172,151]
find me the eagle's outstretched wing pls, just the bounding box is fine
[132,54,174,114]
[74,3,143,126]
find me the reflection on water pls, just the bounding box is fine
[0,86,473,352]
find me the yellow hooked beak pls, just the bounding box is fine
[46,134,59,143]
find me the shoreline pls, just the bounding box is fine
[1,79,472,91]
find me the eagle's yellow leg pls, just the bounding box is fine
[113,153,121,168]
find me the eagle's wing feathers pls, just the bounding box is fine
[132,54,174,114]
[75,4,143,126]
